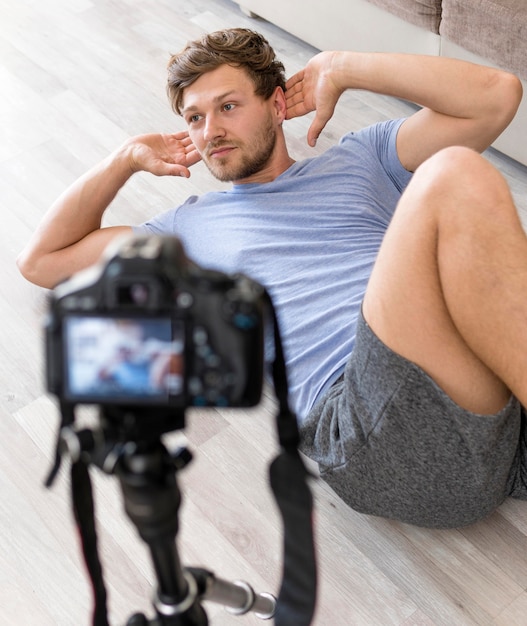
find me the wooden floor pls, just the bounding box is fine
[3,0,527,624]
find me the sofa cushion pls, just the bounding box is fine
[367,0,442,33]
[441,0,527,80]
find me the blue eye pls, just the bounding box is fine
[223,103,235,112]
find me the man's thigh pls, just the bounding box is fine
[362,155,510,415]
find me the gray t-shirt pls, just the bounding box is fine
[134,119,412,419]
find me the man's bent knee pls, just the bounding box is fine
[398,146,517,234]
[416,147,511,208]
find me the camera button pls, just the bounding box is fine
[193,327,208,345]
[176,292,194,308]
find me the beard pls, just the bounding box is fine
[203,114,277,182]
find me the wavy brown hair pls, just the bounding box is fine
[167,28,286,115]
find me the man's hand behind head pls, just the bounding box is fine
[285,51,344,147]
[126,131,202,178]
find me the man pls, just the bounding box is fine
[18,28,527,528]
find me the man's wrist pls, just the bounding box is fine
[107,141,139,180]
[329,50,359,92]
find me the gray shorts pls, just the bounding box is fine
[301,310,527,528]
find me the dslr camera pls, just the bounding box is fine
[45,235,265,416]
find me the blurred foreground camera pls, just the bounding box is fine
[45,235,265,412]
[42,235,316,625]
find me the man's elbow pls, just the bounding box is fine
[494,71,523,132]
[16,249,53,289]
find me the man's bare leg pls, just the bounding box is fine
[363,146,527,414]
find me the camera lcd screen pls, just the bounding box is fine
[63,316,185,403]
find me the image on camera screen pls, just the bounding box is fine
[63,316,184,402]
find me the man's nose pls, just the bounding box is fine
[203,114,226,142]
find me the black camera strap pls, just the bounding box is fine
[45,404,110,626]
[71,457,110,626]
[45,295,317,625]
[266,296,318,626]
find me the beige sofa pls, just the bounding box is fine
[236,0,527,167]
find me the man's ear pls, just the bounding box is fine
[273,86,288,124]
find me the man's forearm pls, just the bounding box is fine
[17,146,134,286]
[330,51,517,124]
[32,147,132,253]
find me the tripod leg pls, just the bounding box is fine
[117,443,208,625]
[188,568,276,620]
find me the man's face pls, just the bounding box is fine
[181,64,279,183]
